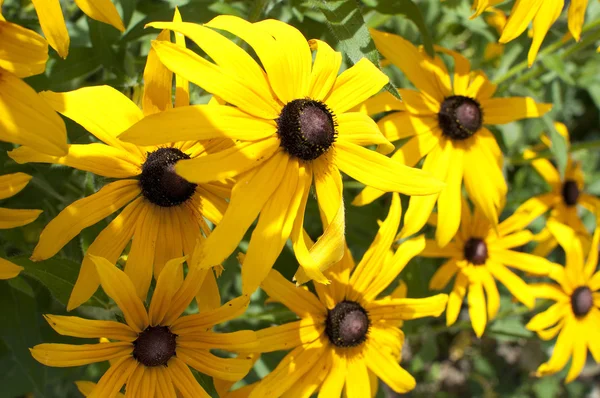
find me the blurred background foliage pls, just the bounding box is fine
[0,0,599,397]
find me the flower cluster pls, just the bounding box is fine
[0,1,598,396]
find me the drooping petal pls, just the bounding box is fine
[490,249,555,276]
[479,268,500,321]
[0,20,47,78]
[480,97,552,125]
[567,0,588,41]
[364,339,416,393]
[318,351,346,398]
[89,255,149,333]
[0,172,32,200]
[74,0,125,31]
[167,357,210,398]
[142,29,173,116]
[429,258,460,290]
[43,315,137,341]
[487,261,535,309]
[0,207,42,229]
[88,356,138,398]
[31,180,140,260]
[0,257,23,280]
[345,354,371,398]
[261,269,326,318]
[447,271,468,326]
[535,319,574,378]
[284,347,330,398]
[467,281,487,337]
[528,0,563,66]
[526,302,569,331]
[30,0,69,58]
[30,342,132,367]
[499,0,545,43]
[0,70,67,156]
[435,145,464,246]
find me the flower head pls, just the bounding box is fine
[0,172,42,279]
[9,13,229,310]
[118,16,444,294]
[526,220,600,382]
[225,194,447,397]
[422,199,557,337]
[0,14,67,155]
[31,256,257,397]
[353,32,551,247]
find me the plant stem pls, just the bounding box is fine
[248,0,270,22]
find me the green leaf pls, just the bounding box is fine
[312,0,401,100]
[9,256,109,309]
[0,282,47,396]
[541,114,568,178]
[366,0,435,57]
[487,317,533,342]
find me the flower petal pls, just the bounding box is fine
[171,295,250,334]
[367,294,449,321]
[526,302,568,331]
[0,70,67,156]
[177,330,257,352]
[168,357,210,398]
[377,112,439,143]
[436,145,464,246]
[30,0,69,57]
[261,269,326,318]
[345,354,371,398]
[0,257,23,280]
[0,172,32,200]
[528,0,563,66]
[0,207,42,229]
[0,20,47,78]
[429,259,460,291]
[498,194,555,237]
[30,342,131,367]
[178,348,253,381]
[364,338,416,393]
[43,315,137,341]
[318,351,346,398]
[487,261,535,308]
[468,281,487,337]
[308,39,342,101]
[352,90,405,115]
[148,256,186,326]
[490,248,554,276]
[337,112,394,154]
[142,29,173,116]
[447,271,468,326]
[32,179,140,261]
[499,0,545,43]
[74,0,125,32]
[535,319,574,378]
[567,0,587,41]
[88,356,138,398]
[250,318,322,353]
[89,255,149,333]
[480,97,552,125]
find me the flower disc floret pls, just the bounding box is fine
[139,147,197,207]
[277,99,337,161]
[132,325,177,367]
[438,95,483,140]
[571,286,593,318]
[325,300,370,348]
[463,238,488,265]
[561,179,580,207]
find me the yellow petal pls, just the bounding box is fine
[0,172,32,200]
[529,282,569,302]
[337,112,394,154]
[155,367,177,398]
[367,294,449,321]
[308,39,342,101]
[261,269,326,318]
[345,354,371,398]
[487,261,535,308]
[567,0,588,41]
[142,29,173,116]
[31,0,69,58]
[498,193,555,236]
[480,97,552,125]
[148,256,186,325]
[32,179,140,260]
[479,268,500,321]
[565,331,587,383]
[324,58,388,114]
[44,314,136,341]
[250,318,322,353]
[68,197,144,311]
[242,159,304,294]
[335,140,445,195]
[584,221,600,280]
[377,112,438,143]
[547,219,586,287]
[499,0,545,43]
[195,268,221,313]
[40,87,143,157]
[74,0,126,32]
[490,248,554,276]
[75,381,126,398]
[30,341,131,367]
[429,259,460,290]
[318,351,346,397]
[351,90,405,115]
[9,143,142,178]
[167,357,210,398]
[0,20,47,77]
[172,9,189,108]
[0,207,42,229]
[535,319,574,378]
[0,257,23,279]
[447,271,468,326]
[88,356,138,398]
[468,281,487,337]
[177,330,257,352]
[528,1,563,66]
[0,70,67,156]
[178,348,253,381]
[89,255,149,333]
[526,302,568,331]
[170,295,250,335]
[364,339,416,393]
[285,347,330,398]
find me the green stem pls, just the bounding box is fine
[248,0,270,22]
[494,18,600,85]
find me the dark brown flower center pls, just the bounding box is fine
[139,147,197,207]
[277,99,337,161]
[326,301,369,348]
[133,325,177,367]
[464,238,488,265]
[561,179,580,207]
[571,286,593,317]
[438,95,483,140]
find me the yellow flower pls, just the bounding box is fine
[0,172,42,279]
[421,199,557,337]
[30,0,125,58]
[509,123,598,257]
[118,16,444,294]
[31,256,257,398]
[526,220,600,383]
[499,0,589,66]
[353,31,551,247]
[0,12,67,156]
[470,0,505,18]
[230,194,447,397]
[9,15,229,310]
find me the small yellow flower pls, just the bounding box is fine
[31,256,257,398]
[118,16,444,294]
[509,123,598,257]
[0,173,42,279]
[422,199,558,337]
[354,31,551,247]
[229,194,447,397]
[527,220,600,383]
[9,12,229,310]
[0,12,67,155]
[30,0,125,58]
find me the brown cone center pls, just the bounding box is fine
[132,326,177,367]
[571,286,593,317]
[326,301,370,348]
[464,238,488,265]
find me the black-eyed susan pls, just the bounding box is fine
[353,32,551,247]
[0,172,42,279]
[526,219,600,382]
[508,123,598,257]
[0,11,67,156]
[229,193,447,397]
[118,16,444,294]
[31,256,257,398]
[9,19,229,310]
[421,200,557,337]
[498,0,589,66]
[29,0,125,58]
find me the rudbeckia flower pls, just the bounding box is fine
[31,256,257,397]
[499,0,590,66]
[421,199,557,337]
[0,11,67,155]
[508,123,598,257]
[353,32,551,247]
[30,0,125,58]
[0,173,42,279]
[526,220,600,382]
[9,19,229,310]
[118,16,444,293]
[230,194,448,397]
